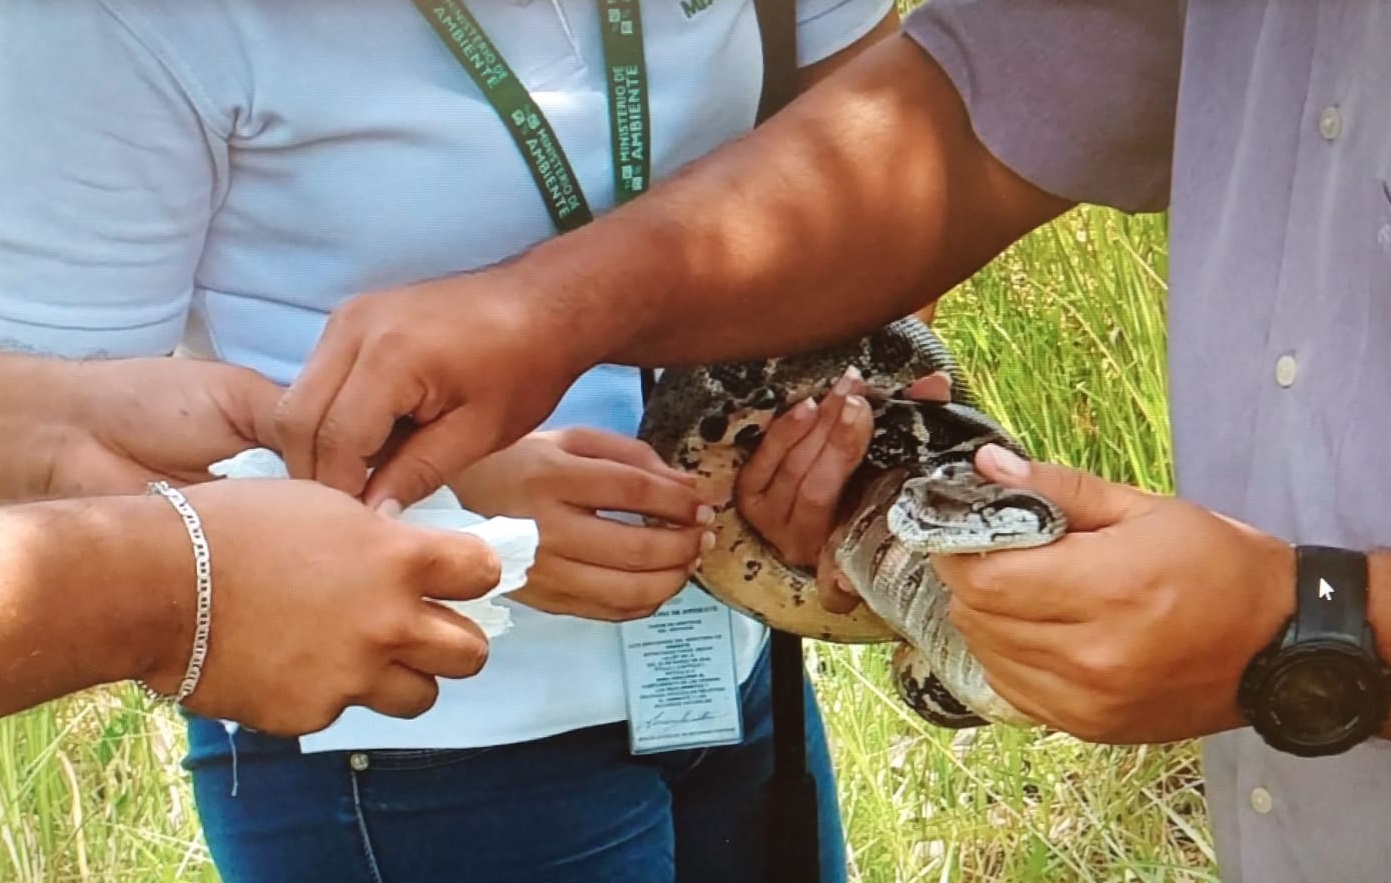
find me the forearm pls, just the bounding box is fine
[0,496,190,716]
[508,34,1072,371]
[0,354,76,501]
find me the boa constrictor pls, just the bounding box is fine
[637,316,1066,728]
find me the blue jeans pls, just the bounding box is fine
[183,645,847,883]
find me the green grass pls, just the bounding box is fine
[812,206,1213,883]
[0,206,1203,882]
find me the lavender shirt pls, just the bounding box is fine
[906,2,1391,881]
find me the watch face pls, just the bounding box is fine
[1263,645,1384,749]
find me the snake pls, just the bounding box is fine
[636,316,1067,728]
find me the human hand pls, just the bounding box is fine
[274,275,597,511]
[140,478,498,736]
[449,427,715,621]
[933,445,1296,744]
[22,355,280,500]
[735,368,953,613]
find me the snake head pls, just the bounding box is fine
[885,462,1066,555]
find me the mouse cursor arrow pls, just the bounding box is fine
[1318,578,1336,601]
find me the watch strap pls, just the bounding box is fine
[1291,545,1371,648]
[1239,544,1390,757]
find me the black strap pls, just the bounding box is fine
[748,2,821,882]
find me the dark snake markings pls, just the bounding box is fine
[638,316,1066,729]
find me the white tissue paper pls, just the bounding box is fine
[207,448,538,639]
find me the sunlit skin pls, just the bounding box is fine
[267,29,1391,746]
[271,34,1068,510]
[0,354,497,735]
[738,370,1391,745]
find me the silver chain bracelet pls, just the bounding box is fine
[137,480,213,704]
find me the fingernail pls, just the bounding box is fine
[701,531,717,551]
[833,365,862,396]
[840,395,866,425]
[798,397,819,416]
[696,505,716,525]
[689,557,703,575]
[981,444,1027,480]
[375,498,403,518]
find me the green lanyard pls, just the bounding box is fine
[411,0,653,231]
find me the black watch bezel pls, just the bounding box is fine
[1238,546,1391,758]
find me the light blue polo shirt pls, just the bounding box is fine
[0,0,892,749]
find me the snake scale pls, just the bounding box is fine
[637,316,1067,728]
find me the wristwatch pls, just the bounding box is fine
[1238,545,1391,757]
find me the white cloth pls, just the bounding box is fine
[208,447,539,641]
[0,0,891,749]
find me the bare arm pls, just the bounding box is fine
[272,30,1073,507]
[0,355,70,501]
[0,496,189,715]
[510,34,1073,369]
[0,480,501,734]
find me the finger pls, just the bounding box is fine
[961,645,1066,729]
[735,396,820,499]
[397,604,491,680]
[359,663,442,720]
[217,364,287,453]
[364,407,508,510]
[905,371,952,402]
[815,541,862,614]
[274,327,361,483]
[513,558,692,621]
[547,505,712,573]
[311,357,430,498]
[786,393,872,543]
[557,428,697,486]
[402,527,504,602]
[963,629,1127,740]
[932,536,1095,623]
[948,598,1073,665]
[551,458,709,526]
[972,444,1153,533]
[365,419,420,471]
[754,372,861,526]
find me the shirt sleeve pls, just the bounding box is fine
[903,0,1183,214]
[795,0,897,67]
[0,0,226,359]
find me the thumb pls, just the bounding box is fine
[973,443,1150,533]
[406,527,504,602]
[364,409,505,510]
[220,366,286,453]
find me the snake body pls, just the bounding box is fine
[637,317,1066,728]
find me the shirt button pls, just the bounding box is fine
[1319,104,1342,141]
[349,752,370,772]
[1275,354,1298,388]
[1250,786,1273,814]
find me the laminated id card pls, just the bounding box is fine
[618,584,744,754]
